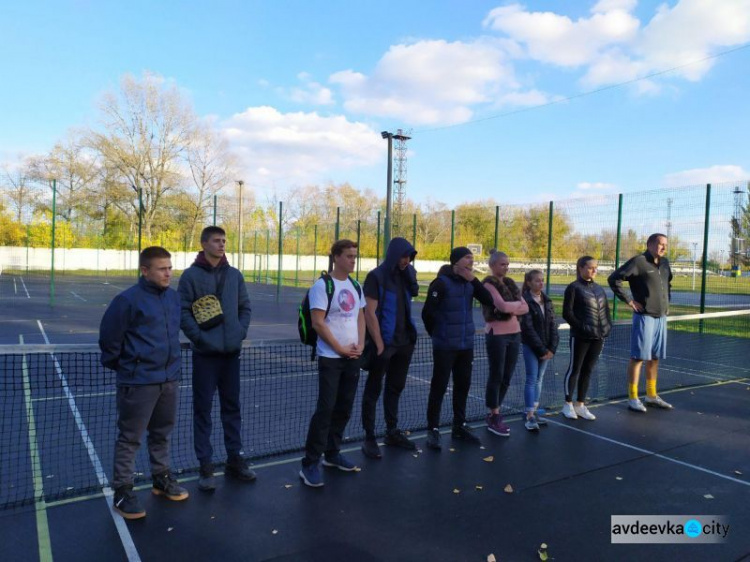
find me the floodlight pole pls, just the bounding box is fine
[381,131,394,259]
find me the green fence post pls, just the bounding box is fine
[412,214,417,247]
[545,201,553,296]
[25,224,30,276]
[335,207,340,241]
[313,224,318,276]
[612,193,624,320]
[295,228,300,287]
[494,205,499,250]
[699,184,711,333]
[265,229,270,285]
[356,219,361,281]
[450,210,455,251]
[376,211,381,266]
[50,179,57,306]
[252,231,258,283]
[277,202,283,302]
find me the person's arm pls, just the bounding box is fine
[178,272,202,344]
[667,263,673,303]
[421,278,445,336]
[608,257,643,313]
[471,278,494,307]
[520,308,547,358]
[237,271,252,335]
[484,282,529,315]
[403,264,419,298]
[364,297,384,355]
[99,295,129,371]
[562,284,583,332]
[548,301,560,354]
[357,306,366,351]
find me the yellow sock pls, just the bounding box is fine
[646,379,657,398]
[628,384,638,400]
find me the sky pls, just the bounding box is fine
[1,0,749,207]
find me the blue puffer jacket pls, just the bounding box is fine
[431,268,476,351]
[99,276,181,386]
[368,237,418,346]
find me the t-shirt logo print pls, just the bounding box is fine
[338,289,356,313]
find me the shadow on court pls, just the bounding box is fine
[1,380,748,562]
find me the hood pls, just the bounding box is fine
[383,237,417,272]
[193,250,229,271]
[437,263,454,277]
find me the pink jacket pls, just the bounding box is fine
[483,281,529,335]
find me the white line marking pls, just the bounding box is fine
[20,276,30,298]
[14,277,18,294]
[36,320,142,562]
[545,417,750,488]
[70,291,87,302]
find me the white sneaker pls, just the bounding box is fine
[628,398,647,412]
[644,395,673,409]
[562,403,578,419]
[574,404,596,420]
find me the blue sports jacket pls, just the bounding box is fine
[99,276,181,386]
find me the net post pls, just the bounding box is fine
[50,179,57,307]
[613,193,624,320]
[545,201,553,296]
[277,201,283,302]
[699,184,711,333]
[295,228,300,287]
[265,228,270,285]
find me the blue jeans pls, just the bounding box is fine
[522,344,550,413]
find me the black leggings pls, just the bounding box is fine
[564,336,604,403]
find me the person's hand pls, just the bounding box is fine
[541,350,554,360]
[454,264,475,282]
[376,341,385,356]
[628,300,644,313]
[346,343,363,359]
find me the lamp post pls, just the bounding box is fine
[381,131,394,258]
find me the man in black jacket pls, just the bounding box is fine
[608,233,674,412]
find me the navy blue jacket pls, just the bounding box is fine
[99,276,181,386]
[422,265,494,351]
[365,237,418,346]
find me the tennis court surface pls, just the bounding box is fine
[0,284,748,560]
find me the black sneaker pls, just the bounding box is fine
[452,423,482,445]
[152,472,189,501]
[384,429,417,450]
[113,486,146,519]
[225,454,257,482]
[426,428,442,450]
[361,438,382,459]
[198,463,216,492]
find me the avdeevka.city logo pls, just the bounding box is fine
[611,515,730,544]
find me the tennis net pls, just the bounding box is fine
[1,310,748,509]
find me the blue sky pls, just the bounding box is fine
[1,0,749,206]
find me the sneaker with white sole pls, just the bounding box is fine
[628,398,647,412]
[561,403,578,419]
[321,453,358,472]
[574,404,596,421]
[524,417,540,431]
[644,395,673,409]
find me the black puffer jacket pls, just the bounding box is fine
[520,290,559,357]
[562,278,611,340]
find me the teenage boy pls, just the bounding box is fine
[179,226,255,491]
[361,237,419,459]
[421,246,495,450]
[100,246,188,519]
[299,239,366,487]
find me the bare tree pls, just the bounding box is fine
[1,159,41,222]
[89,72,196,238]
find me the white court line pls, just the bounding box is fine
[544,416,750,488]
[14,277,17,294]
[20,276,30,298]
[70,291,87,302]
[36,320,142,562]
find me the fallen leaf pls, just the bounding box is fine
[704,494,714,499]
[487,555,496,562]
[449,448,456,452]
[167,527,174,532]
[483,456,494,463]
[734,470,743,475]
[210,516,215,520]
[404,430,411,436]
[416,449,423,453]
[272,530,278,535]
[353,467,362,472]
[453,488,460,494]
[475,485,483,491]
[479,446,486,450]
[615,476,623,481]
[538,543,548,561]
[504,484,514,494]
[284,484,293,489]
[412,454,419,458]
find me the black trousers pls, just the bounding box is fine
[484,332,521,410]
[564,336,604,403]
[113,381,179,489]
[361,344,415,437]
[426,348,474,429]
[303,356,361,465]
[192,352,243,465]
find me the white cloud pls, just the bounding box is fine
[221,106,382,186]
[283,72,334,106]
[330,38,519,125]
[663,165,750,187]
[577,181,617,191]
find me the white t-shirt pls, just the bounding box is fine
[309,276,366,358]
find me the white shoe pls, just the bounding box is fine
[574,404,596,420]
[644,395,673,409]
[562,403,578,419]
[628,398,647,412]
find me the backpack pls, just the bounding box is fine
[298,272,362,360]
